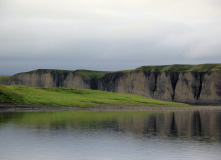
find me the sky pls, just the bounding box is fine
[0,0,221,75]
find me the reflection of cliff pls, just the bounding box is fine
[1,111,220,141]
[191,111,202,136]
[116,111,221,140]
[2,68,221,104]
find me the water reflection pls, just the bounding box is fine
[0,110,220,141]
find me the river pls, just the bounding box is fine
[0,110,220,160]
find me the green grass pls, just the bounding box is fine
[0,85,190,107]
[74,70,109,79]
[135,64,221,72]
[0,75,11,83]
[31,69,72,74]
[0,85,24,104]
[29,69,109,80]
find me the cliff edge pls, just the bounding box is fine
[2,64,221,105]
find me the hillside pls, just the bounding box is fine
[0,85,189,107]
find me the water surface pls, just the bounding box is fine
[0,110,220,160]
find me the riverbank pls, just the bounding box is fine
[1,104,221,112]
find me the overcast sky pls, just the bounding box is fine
[0,0,221,75]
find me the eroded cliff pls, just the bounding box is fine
[2,64,221,104]
[98,71,221,104]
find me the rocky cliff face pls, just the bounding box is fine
[1,70,92,89]
[98,71,221,104]
[2,69,221,104]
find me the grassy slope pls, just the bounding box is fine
[0,85,24,104]
[0,85,189,107]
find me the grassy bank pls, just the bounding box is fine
[0,85,190,107]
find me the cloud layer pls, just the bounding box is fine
[0,0,221,75]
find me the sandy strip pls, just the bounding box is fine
[1,104,221,112]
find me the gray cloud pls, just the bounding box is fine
[0,0,221,75]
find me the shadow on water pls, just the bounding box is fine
[0,110,221,142]
[170,112,177,136]
[192,111,202,136]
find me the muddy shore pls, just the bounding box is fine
[1,104,221,112]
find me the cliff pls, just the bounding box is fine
[98,71,221,104]
[1,69,107,89]
[2,64,221,104]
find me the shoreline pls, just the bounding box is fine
[1,104,221,112]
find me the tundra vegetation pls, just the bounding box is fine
[135,64,221,72]
[0,85,190,107]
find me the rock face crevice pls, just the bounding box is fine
[170,72,179,101]
[192,73,204,100]
[1,69,221,105]
[98,72,126,92]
